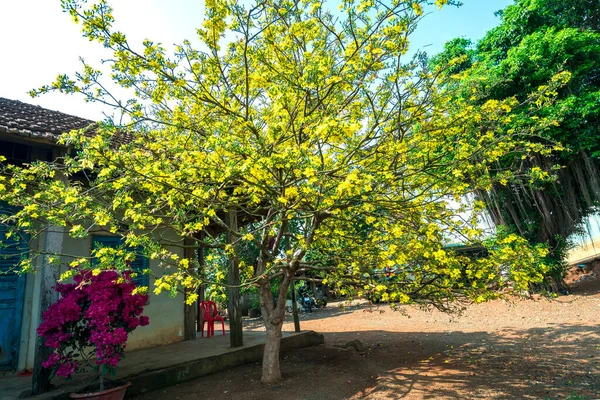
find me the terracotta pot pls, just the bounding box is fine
[69,381,131,400]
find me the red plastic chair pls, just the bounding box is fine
[199,300,225,337]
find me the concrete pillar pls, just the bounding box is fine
[31,226,64,394]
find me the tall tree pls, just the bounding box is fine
[1,0,557,383]
[432,0,600,289]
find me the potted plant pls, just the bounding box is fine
[248,296,261,318]
[37,269,149,399]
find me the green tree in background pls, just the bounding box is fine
[432,0,600,291]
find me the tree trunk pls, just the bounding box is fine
[262,320,283,383]
[258,274,291,383]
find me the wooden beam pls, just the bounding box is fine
[290,279,301,332]
[226,209,243,347]
[183,238,197,341]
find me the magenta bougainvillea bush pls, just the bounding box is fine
[37,270,149,378]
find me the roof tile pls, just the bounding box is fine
[0,97,95,142]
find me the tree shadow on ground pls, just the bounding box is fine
[329,324,600,399]
[569,277,600,297]
[134,322,600,400]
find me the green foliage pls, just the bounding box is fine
[0,0,566,381]
[433,0,600,285]
[477,0,600,64]
[429,37,475,75]
[250,295,261,310]
[473,0,600,155]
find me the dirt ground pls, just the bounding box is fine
[134,276,600,400]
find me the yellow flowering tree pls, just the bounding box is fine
[0,0,562,383]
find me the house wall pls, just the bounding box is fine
[123,231,187,351]
[567,214,600,265]
[13,145,186,371]
[60,233,187,351]
[17,230,186,370]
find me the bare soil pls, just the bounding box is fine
[134,276,600,400]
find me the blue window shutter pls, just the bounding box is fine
[0,202,28,275]
[91,236,149,286]
[0,202,27,370]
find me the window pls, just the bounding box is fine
[91,235,149,286]
[0,140,31,165]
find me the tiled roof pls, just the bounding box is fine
[0,97,95,143]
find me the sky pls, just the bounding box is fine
[0,0,513,121]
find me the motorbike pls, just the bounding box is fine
[297,285,316,312]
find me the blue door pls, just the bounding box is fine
[0,204,26,370]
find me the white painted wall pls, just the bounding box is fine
[567,214,600,265]
[18,230,186,370]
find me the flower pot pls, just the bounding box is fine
[248,308,260,318]
[69,380,131,400]
[241,294,250,316]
